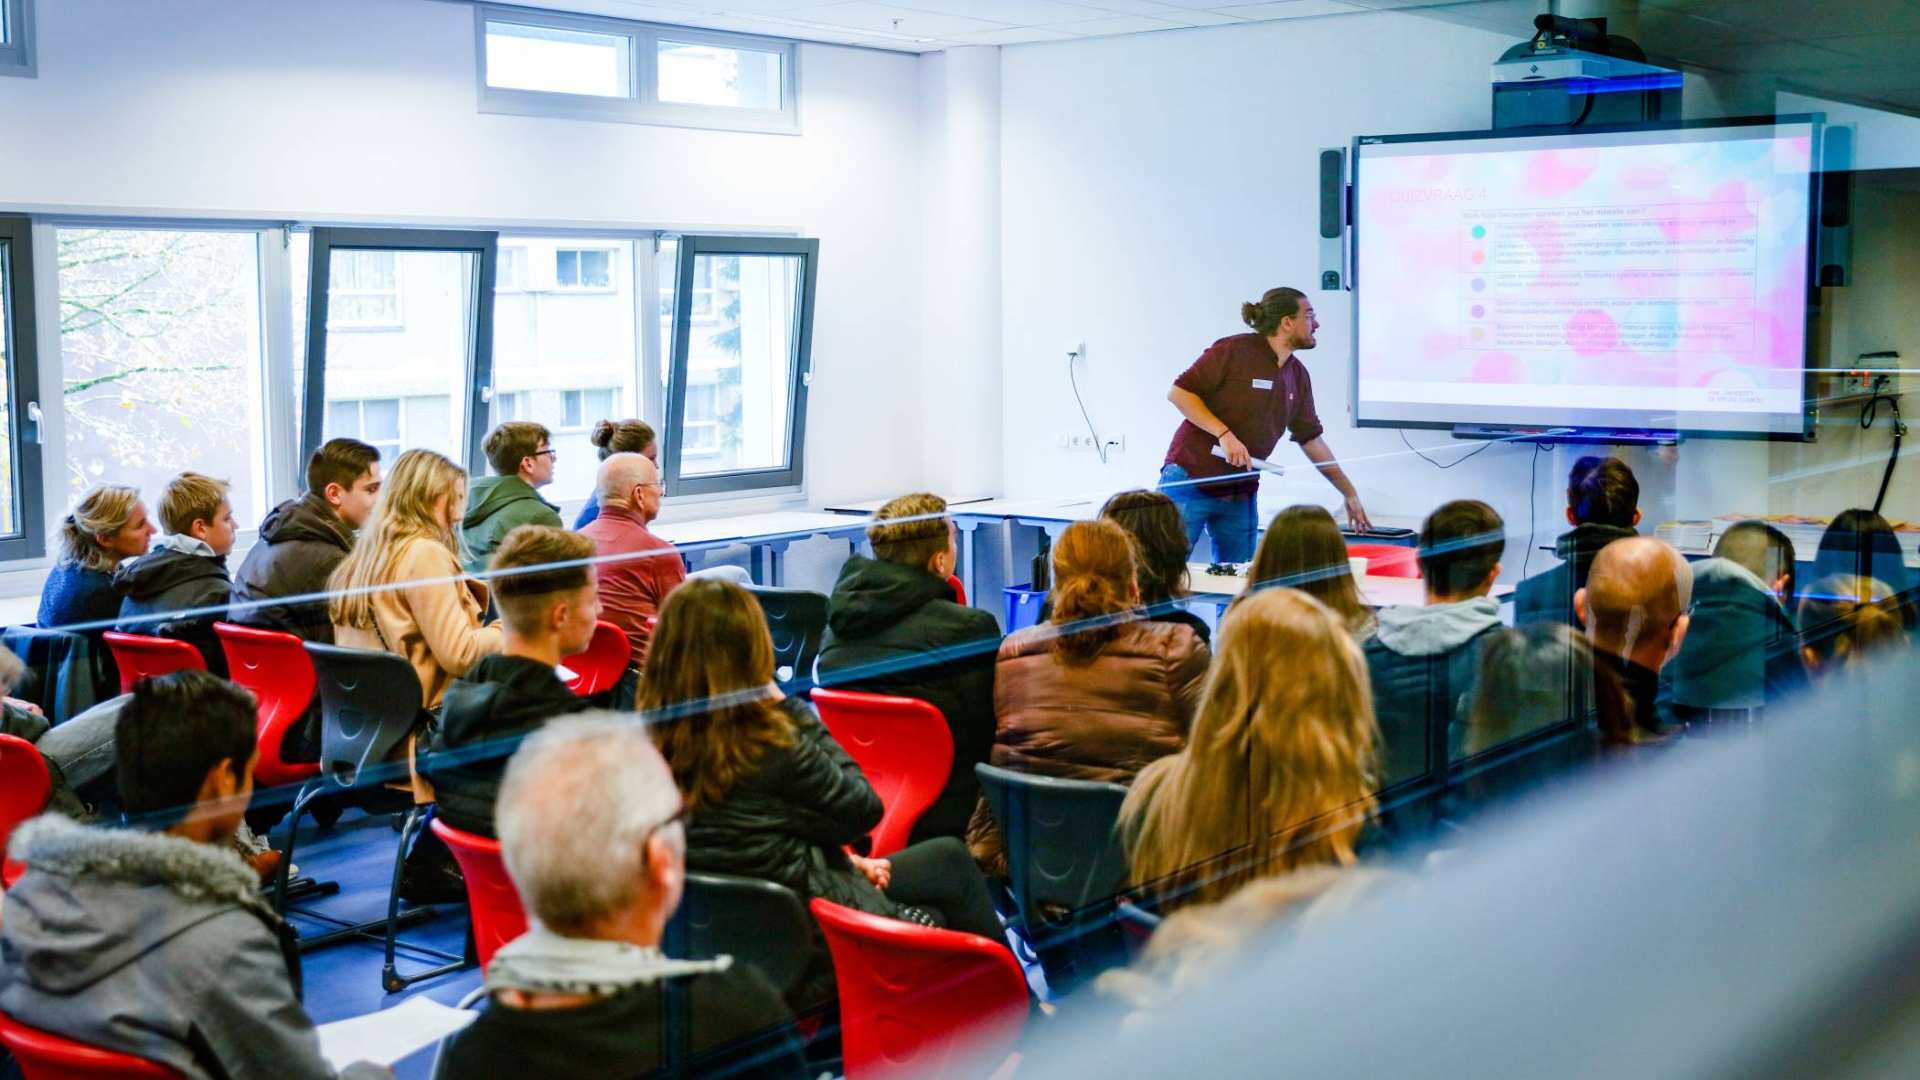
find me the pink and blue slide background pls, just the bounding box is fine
[1354,125,1814,434]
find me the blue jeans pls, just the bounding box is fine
[1159,463,1257,564]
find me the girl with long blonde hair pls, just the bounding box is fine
[329,448,500,708]
[1121,587,1378,911]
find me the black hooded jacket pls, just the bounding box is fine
[1514,523,1640,629]
[232,494,355,644]
[112,545,232,677]
[426,653,594,836]
[815,555,1001,845]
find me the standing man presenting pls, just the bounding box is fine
[1161,287,1371,563]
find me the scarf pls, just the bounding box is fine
[485,923,731,998]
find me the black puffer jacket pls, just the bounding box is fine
[1514,523,1639,628]
[682,698,903,920]
[427,654,593,836]
[816,556,1000,844]
[112,545,231,677]
[232,494,354,644]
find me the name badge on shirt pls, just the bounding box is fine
[1251,378,1274,390]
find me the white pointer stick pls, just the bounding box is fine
[1211,444,1286,475]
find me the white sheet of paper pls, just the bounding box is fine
[1208,444,1285,475]
[314,995,480,1069]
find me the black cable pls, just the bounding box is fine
[1067,353,1107,464]
[1524,443,1543,579]
[1399,429,1495,469]
[1861,380,1904,515]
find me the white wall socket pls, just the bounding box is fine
[1060,432,1124,453]
[1068,341,1086,361]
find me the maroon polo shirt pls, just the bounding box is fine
[1163,333,1325,499]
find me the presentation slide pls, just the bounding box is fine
[1352,120,1817,437]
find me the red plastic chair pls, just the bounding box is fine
[1,734,50,889]
[1348,543,1421,579]
[431,818,527,969]
[812,689,954,858]
[0,1010,184,1079]
[809,899,1027,1079]
[100,631,206,694]
[214,623,320,790]
[946,574,967,607]
[561,620,631,697]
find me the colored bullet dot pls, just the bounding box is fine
[1471,278,1486,292]
[1471,250,1486,264]
[1472,225,1486,239]
[1471,304,1485,318]
[1470,327,1485,341]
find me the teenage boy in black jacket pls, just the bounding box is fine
[1516,456,1641,629]
[817,493,1001,845]
[112,471,238,677]
[427,525,598,838]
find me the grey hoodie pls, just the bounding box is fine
[0,814,386,1080]
[1374,596,1505,658]
[1364,596,1506,780]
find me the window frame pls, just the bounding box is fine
[324,248,405,331]
[0,217,45,560]
[553,246,618,294]
[474,5,800,136]
[0,0,34,79]
[661,234,817,498]
[301,227,499,476]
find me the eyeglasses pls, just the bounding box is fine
[532,448,558,460]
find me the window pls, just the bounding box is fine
[484,20,631,98]
[496,246,526,291]
[0,217,44,559]
[0,0,34,79]
[491,236,639,503]
[303,229,497,473]
[658,41,783,110]
[56,227,270,526]
[327,250,402,329]
[663,235,816,496]
[555,248,613,290]
[475,6,798,135]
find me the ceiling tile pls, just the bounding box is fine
[1702,39,1857,75]
[1063,0,1224,11]
[773,1,1013,36]
[1815,30,1920,66]
[1693,0,1920,37]
[888,0,1105,25]
[1212,0,1363,17]
[949,25,1084,42]
[1156,10,1251,24]
[1041,13,1184,33]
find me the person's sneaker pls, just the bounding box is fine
[397,859,468,906]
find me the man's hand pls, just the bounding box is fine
[1218,431,1251,468]
[1344,494,1373,532]
[848,852,892,891]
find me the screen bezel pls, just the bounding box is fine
[1347,114,1823,443]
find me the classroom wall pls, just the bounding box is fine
[0,0,928,509]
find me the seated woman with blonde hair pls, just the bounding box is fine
[1121,587,1378,913]
[329,448,502,710]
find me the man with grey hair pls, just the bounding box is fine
[579,453,686,707]
[1575,537,1693,742]
[436,713,805,1078]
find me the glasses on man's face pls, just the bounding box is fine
[534,448,558,460]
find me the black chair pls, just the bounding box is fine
[743,585,828,692]
[278,642,468,991]
[665,871,813,997]
[0,624,119,725]
[974,763,1131,993]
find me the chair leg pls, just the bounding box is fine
[380,805,469,993]
[271,782,319,915]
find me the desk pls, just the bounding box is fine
[652,511,867,586]
[1185,563,1515,610]
[822,495,996,515]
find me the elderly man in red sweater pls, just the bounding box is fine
[579,452,686,707]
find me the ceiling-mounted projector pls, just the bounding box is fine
[1492,14,1680,129]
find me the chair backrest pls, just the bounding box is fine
[742,585,828,689]
[0,1010,185,1079]
[431,818,526,968]
[302,642,425,790]
[214,622,320,789]
[809,898,1027,1079]
[974,763,1129,942]
[664,872,812,997]
[559,620,630,697]
[1348,543,1421,580]
[100,631,206,695]
[1,734,51,887]
[946,574,967,608]
[812,689,954,857]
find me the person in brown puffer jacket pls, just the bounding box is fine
[967,519,1211,878]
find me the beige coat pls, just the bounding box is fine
[332,536,502,709]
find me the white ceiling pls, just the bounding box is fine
[492,0,1437,52]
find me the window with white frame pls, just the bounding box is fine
[0,0,34,78]
[555,248,614,291]
[326,249,402,329]
[496,245,527,291]
[562,387,617,430]
[476,6,798,134]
